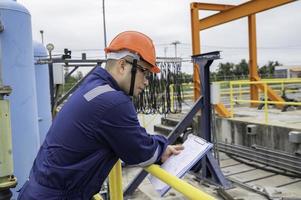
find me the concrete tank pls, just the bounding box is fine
[33,41,52,144]
[0,0,40,192]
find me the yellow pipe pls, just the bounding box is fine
[264,84,268,124]
[230,82,234,117]
[170,84,174,113]
[220,89,298,96]
[234,99,301,106]
[145,165,216,200]
[109,160,123,200]
[239,83,242,100]
[217,79,301,87]
[232,80,301,84]
[91,194,103,200]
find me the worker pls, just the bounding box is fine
[17,31,184,200]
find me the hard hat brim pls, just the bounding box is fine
[150,65,161,73]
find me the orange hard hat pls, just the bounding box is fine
[105,31,160,73]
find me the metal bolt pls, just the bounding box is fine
[0,20,4,32]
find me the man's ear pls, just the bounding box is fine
[116,59,127,74]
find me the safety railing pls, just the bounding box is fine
[215,78,301,96]
[229,79,301,124]
[92,110,217,200]
[106,160,216,200]
[145,164,215,200]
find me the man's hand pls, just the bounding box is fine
[161,144,184,163]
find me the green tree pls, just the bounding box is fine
[259,61,281,78]
[63,71,83,93]
[216,62,235,80]
[233,59,249,78]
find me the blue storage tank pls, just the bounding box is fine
[0,0,40,192]
[33,41,52,144]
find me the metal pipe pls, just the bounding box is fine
[102,0,107,58]
[48,52,55,115]
[145,165,216,200]
[264,83,268,124]
[0,40,3,88]
[108,160,123,200]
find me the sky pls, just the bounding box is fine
[18,0,301,73]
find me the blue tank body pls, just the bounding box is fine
[0,0,40,192]
[33,41,52,144]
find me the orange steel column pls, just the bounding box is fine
[248,14,259,107]
[190,3,201,101]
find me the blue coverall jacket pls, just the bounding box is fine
[18,66,168,200]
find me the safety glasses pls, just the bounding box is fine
[125,60,151,80]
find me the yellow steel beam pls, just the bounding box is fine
[191,2,233,116]
[191,2,234,11]
[190,3,201,101]
[109,160,123,200]
[199,0,296,31]
[214,103,231,118]
[145,164,216,200]
[248,14,259,106]
[190,3,234,101]
[253,76,285,109]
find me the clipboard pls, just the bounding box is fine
[148,134,213,196]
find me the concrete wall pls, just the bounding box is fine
[214,117,301,155]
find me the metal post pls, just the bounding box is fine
[264,83,268,124]
[48,53,55,115]
[190,3,201,101]
[200,59,213,142]
[192,51,232,189]
[109,160,123,200]
[102,0,107,58]
[0,22,3,89]
[46,43,55,115]
[248,14,259,106]
[230,82,234,117]
[40,30,44,45]
[171,41,180,58]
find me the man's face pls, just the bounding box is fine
[121,58,151,97]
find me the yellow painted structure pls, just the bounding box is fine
[108,160,123,200]
[190,0,296,112]
[145,165,216,200]
[91,194,103,200]
[214,103,231,118]
[229,79,301,123]
[106,162,216,199]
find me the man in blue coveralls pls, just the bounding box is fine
[17,31,184,200]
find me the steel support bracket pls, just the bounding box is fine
[192,51,232,189]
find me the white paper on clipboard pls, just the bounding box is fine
[148,134,213,196]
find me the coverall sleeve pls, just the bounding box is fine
[96,100,168,167]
